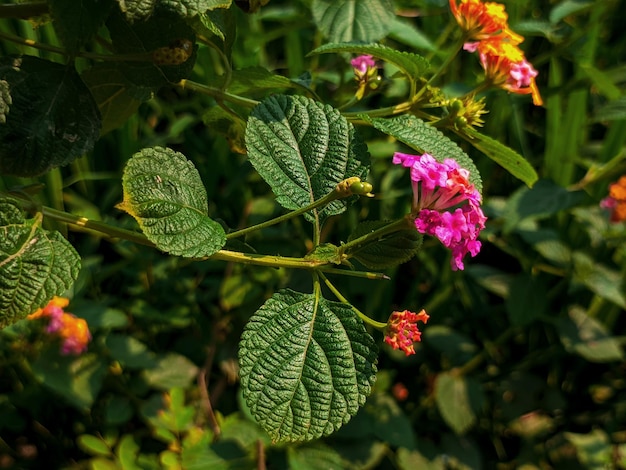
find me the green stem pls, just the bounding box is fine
[318,267,389,281]
[339,216,413,256]
[319,272,387,330]
[178,79,260,109]
[342,100,414,121]
[227,186,347,240]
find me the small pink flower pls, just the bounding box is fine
[384,309,429,356]
[350,55,377,77]
[394,152,486,270]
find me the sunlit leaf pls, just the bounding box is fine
[434,372,484,435]
[0,198,81,329]
[245,94,370,223]
[239,289,378,442]
[119,146,227,258]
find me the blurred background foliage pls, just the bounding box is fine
[1,0,626,468]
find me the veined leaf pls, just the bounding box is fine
[311,0,395,43]
[310,43,430,80]
[0,56,101,177]
[345,220,422,269]
[0,198,81,329]
[0,79,10,124]
[239,289,378,443]
[367,115,482,193]
[462,127,538,187]
[115,0,232,22]
[118,146,226,258]
[245,94,370,223]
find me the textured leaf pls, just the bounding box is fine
[0,198,81,329]
[239,289,378,442]
[367,115,482,193]
[107,9,197,93]
[557,306,624,363]
[115,0,157,22]
[0,56,101,177]
[462,127,538,187]
[345,220,422,269]
[119,146,226,258]
[311,0,395,43]
[49,0,114,52]
[245,94,370,223]
[116,0,231,22]
[434,372,484,435]
[82,63,143,135]
[310,42,430,80]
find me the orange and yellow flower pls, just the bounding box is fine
[601,175,626,223]
[28,297,91,355]
[384,309,430,356]
[449,0,523,43]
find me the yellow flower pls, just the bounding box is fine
[449,0,523,43]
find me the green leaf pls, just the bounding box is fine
[223,66,307,95]
[557,306,624,363]
[49,0,114,52]
[0,198,81,329]
[434,372,484,435]
[239,289,378,443]
[287,442,345,470]
[77,434,113,457]
[32,351,108,409]
[311,0,395,43]
[142,353,199,390]
[366,115,482,193]
[0,56,101,177]
[245,95,370,223]
[572,252,626,309]
[81,63,144,135]
[345,220,422,269]
[106,9,197,91]
[564,430,613,468]
[310,43,430,80]
[119,146,227,258]
[549,0,594,24]
[160,0,232,16]
[116,435,141,470]
[114,0,156,22]
[591,96,626,122]
[105,334,158,369]
[305,243,343,265]
[461,127,538,187]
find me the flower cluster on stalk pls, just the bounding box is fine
[384,309,430,356]
[450,0,543,105]
[600,175,626,223]
[350,54,381,99]
[28,297,91,355]
[394,152,486,271]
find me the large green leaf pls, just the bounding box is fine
[119,146,226,258]
[345,220,423,269]
[0,56,101,177]
[434,372,484,435]
[572,252,626,309]
[311,0,395,43]
[367,115,482,193]
[49,0,114,52]
[0,198,81,329]
[310,42,430,80]
[245,94,370,223]
[239,289,378,443]
[557,305,624,363]
[115,0,231,22]
[461,127,538,187]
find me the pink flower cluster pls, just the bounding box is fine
[28,297,91,355]
[384,309,430,356]
[350,54,377,78]
[393,152,486,270]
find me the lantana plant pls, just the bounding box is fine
[0,0,546,444]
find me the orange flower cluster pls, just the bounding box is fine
[450,0,543,106]
[384,309,430,356]
[600,176,626,223]
[28,297,91,355]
